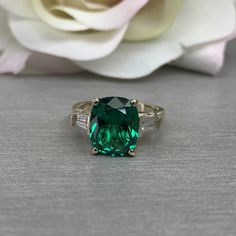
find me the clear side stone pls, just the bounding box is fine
[74,113,88,130]
[142,116,159,131]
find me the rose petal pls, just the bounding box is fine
[0,0,37,18]
[47,0,149,30]
[172,15,236,75]
[172,0,236,47]
[125,0,182,41]
[75,0,236,78]
[32,0,89,31]
[9,16,128,61]
[172,41,227,75]
[81,0,108,10]
[0,39,31,74]
[82,0,119,9]
[75,40,182,79]
[0,6,30,74]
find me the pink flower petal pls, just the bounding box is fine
[0,39,31,74]
[172,41,227,74]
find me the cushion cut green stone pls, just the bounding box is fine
[90,97,140,157]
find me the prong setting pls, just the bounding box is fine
[92,147,98,155]
[92,97,99,106]
[128,149,136,157]
[131,99,138,107]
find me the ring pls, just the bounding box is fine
[71,96,164,157]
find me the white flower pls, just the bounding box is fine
[0,0,235,78]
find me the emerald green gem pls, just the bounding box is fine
[90,97,140,157]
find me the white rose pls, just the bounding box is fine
[0,0,235,78]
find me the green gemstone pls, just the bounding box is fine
[90,97,140,157]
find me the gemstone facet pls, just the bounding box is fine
[89,97,140,157]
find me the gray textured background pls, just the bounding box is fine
[0,41,236,236]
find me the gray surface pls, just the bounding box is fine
[0,40,236,236]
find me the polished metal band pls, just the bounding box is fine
[71,101,164,135]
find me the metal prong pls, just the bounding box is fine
[92,147,99,155]
[128,149,136,157]
[130,99,138,107]
[92,97,99,106]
